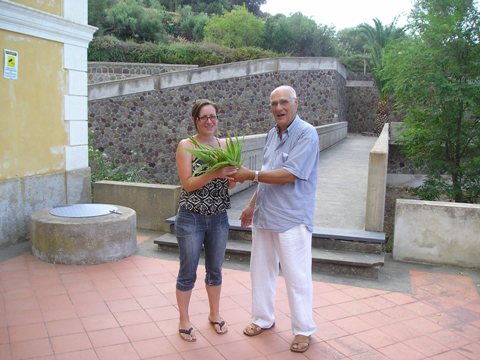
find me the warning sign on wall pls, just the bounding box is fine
[4,49,18,80]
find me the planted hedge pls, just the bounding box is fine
[88,36,281,66]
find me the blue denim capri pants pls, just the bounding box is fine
[175,207,229,292]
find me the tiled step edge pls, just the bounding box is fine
[153,233,384,269]
[165,216,385,245]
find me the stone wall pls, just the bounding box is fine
[387,123,426,175]
[388,144,422,174]
[87,58,383,186]
[345,71,377,134]
[88,62,198,84]
[89,69,347,185]
[346,84,379,133]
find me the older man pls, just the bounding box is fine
[233,85,319,353]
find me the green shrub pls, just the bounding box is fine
[89,131,149,185]
[122,41,161,63]
[88,36,282,66]
[232,46,280,62]
[88,35,126,62]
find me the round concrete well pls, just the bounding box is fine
[31,205,137,264]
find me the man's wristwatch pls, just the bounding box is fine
[253,170,259,183]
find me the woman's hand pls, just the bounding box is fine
[213,165,237,180]
[227,178,237,189]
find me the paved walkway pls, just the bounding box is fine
[1,135,479,359]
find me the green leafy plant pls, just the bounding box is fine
[186,135,245,176]
[89,131,149,184]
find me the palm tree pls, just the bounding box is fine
[359,18,405,135]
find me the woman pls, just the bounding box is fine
[175,99,237,342]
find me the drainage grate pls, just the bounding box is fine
[49,204,120,218]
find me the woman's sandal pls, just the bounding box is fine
[179,327,196,342]
[209,319,228,334]
[290,335,310,353]
[243,322,275,336]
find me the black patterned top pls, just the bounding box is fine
[178,161,231,215]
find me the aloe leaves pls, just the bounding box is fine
[186,135,245,176]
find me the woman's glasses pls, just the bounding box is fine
[198,115,217,122]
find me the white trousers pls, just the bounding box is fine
[250,224,317,336]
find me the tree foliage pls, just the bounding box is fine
[383,0,480,203]
[204,6,264,48]
[231,0,266,16]
[89,0,117,33]
[102,0,174,42]
[335,26,369,73]
[157,0,265,15]
[262,13,335,56]
[174,5,209,41]
[359,18,405,94]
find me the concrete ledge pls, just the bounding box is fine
[393,199,480,268]
[155,57,347,90]
[31,205,136,264]
[318,122,348,150]
[346,80,375,87]
[88,75,155,100]
[365,124,389,231]
[93,181,181,232]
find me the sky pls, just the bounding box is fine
[260,0,414,30]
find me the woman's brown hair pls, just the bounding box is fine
[191,99,218,120]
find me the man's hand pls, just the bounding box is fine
[231,166,253,183]
[240,205,254,228]
[212,166,237,181]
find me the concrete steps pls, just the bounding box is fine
[155,217,385,279]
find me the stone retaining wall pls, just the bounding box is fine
[346,83,378,133]
[88,59,378,185]
[387,122,426,177]
[88,62,198,84]
[89,70,347,184]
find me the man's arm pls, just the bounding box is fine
[233,166,295,185]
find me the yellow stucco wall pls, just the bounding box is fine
[11,0,63,16]
[0,30,66,180]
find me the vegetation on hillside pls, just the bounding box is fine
[88,0,381,71]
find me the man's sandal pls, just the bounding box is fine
[243,322,275,336]
[290,335,310,353]
[178,327,196,342]
[210,319,228,334]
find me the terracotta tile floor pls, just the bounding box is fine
[1,236,480,359]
